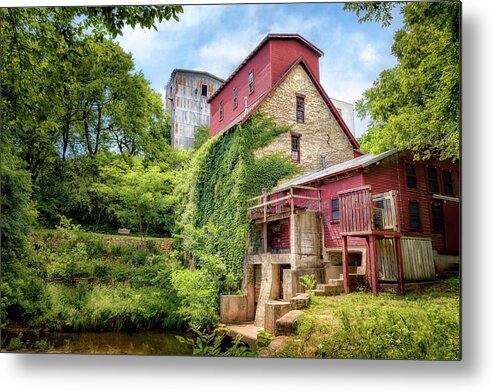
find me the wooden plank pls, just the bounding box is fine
[292,185,320,191]
[395,237,405,294]
[342,236,349,294]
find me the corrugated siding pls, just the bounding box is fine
[377,236,436,282]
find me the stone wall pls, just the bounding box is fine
[254,64,354,174]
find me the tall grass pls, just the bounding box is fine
[278,279,460,360]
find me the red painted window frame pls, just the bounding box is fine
[291,134,301,163]
[425,165,440,194]
[441,169,454,196]
[404,162,418,189]
[233,87,238,109]
[331,197,340,221]
[248,71,254,95]
[296,95,305,123]
[407,199,422,231]
[219,100,224,121]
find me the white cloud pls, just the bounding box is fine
[360,43,378,68]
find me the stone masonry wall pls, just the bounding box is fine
[255,65,354,173]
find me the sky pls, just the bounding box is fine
[115,2,404,138]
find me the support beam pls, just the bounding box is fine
[369,236,379,295]
[395,237,405,295]
[365,237,372,289]
[262,223,268,254]
[342,236,349,294]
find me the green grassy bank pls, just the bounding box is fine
[275,278,460,360]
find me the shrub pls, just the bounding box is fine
[299,274,316,290]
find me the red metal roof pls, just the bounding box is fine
[207,34,324,104]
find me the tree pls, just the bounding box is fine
[345,2,460,160]
[92,157,177,239]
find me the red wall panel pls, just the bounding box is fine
[210,42,271,137]
[269,39,321,83]
[319,173,365,248]
[363,152,459,253]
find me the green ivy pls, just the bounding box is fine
[174,113,298,321]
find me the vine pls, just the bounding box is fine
[172,113,298,326]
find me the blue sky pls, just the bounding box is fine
[116,3,404,138]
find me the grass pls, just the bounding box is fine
[275,277,460,360]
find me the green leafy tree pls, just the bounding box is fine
[92,157,177,239]
[345,2,460,160]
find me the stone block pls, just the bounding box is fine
[264,301,291,333]
[275,310,303,336]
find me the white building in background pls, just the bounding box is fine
[330,97,356,136]
[165,69,224,150]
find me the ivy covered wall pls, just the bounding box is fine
[172,113,299,326]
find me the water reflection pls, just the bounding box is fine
[4,331,193,356]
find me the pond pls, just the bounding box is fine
[2,331,193,356]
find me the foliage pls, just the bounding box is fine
[299,274,316,291]
[345,2,460,160]
[173,113,297,328]
[192,124,211,150]
[276,280,460,360]
[1,7,185,230]
[0,151,45,325]
[7,333,26,351]
[92,157,178,239]
[176,325,273,357]
[26,225,185,332]
[343,2,396,27]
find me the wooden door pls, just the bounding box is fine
[443,200,459,254]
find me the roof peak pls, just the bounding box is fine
[208,33,323,103]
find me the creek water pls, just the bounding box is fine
[3,331,193,356]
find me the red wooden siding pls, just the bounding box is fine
[209,36,324,137]
[269,39,321,84]
[210,41,271,137]
[268,219,290,252]
[319,173,366,248]
[362,152,459,254]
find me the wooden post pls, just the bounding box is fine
[369,236,379,295]
[395,237,405,295]
[342,236,349,294]
[262,187,267,223]
[365,237,372,290]
[262,223,268,254]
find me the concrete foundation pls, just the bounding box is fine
[264,301,291,333]
[220,295,250,323]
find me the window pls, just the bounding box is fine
[233,88,238,109]
[431,202,444,232]
[296,96,305,123]
[291,135,300,162]
[331,198,340,220]
[442,170,453,195]
[248,71,254,94]
[408,201,421,230]
[201,84,208,97]
[219,101,224,121]
[405,163,417,188]
[427,167,439,193]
